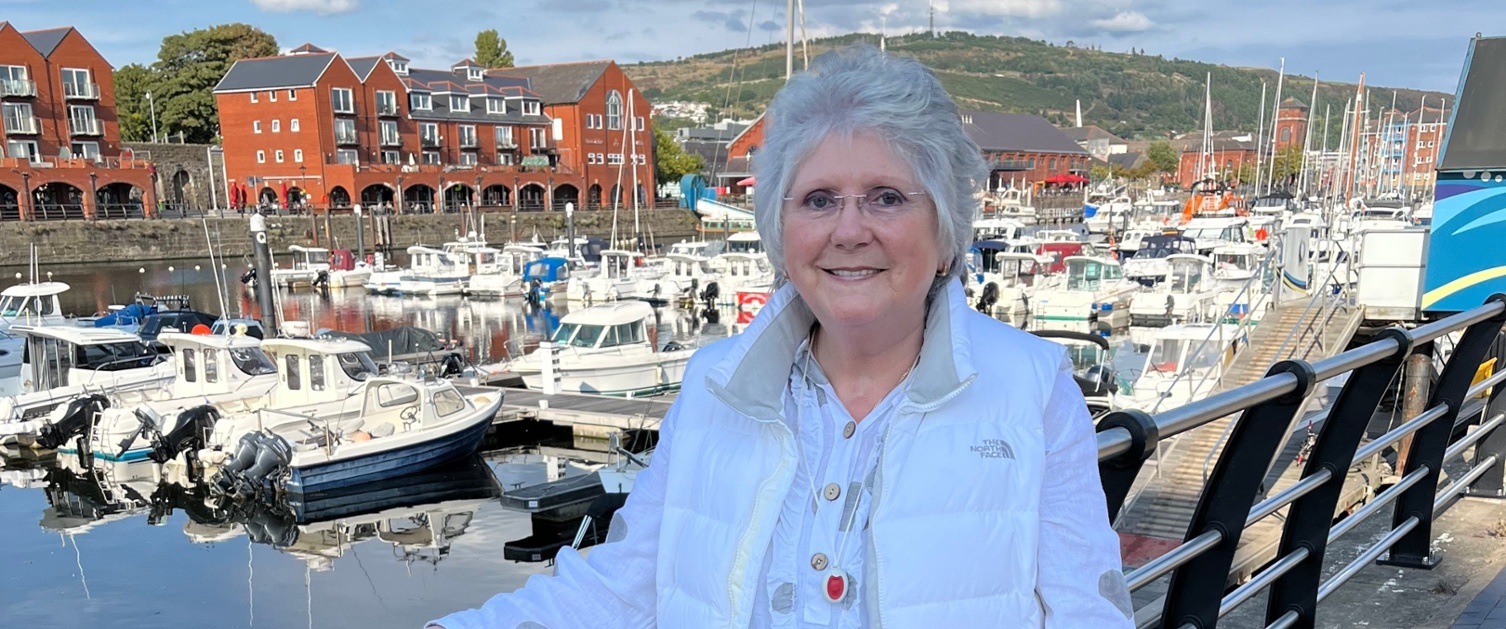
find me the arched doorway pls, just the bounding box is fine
[287,186,305,212]
[259,187,278,206]
[441,183,474,213]
[0,184,18,221]
[554,184,579,210]
[169,169,192,214]
[328,186,352,209]
[96,183,145,219]
[403,184,435,213]
[360,184,393,208]
[609,184,622,208]
[33,182,85,220]
[519,183,546,211]
[482,184,510,207]
[587,184,602,209]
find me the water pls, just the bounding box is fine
[0,259,1145,627]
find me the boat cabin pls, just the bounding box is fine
[549,301,655,352]
[1130,234,1199,261]
[667,240,721,260]
[502,245,547,276]
[973,218,1025,241]
[523,258,572,285]
[724,232,764,255]
[1180,218,1251,252]
[1063,257,1125,291]
[1036,229,1083,243]
[714,253,771,282]
[1037,242,1096,274]
[599,250,647,280]
[19,326,160,393]
[355,376,477,436]
[1140,324,1240,375]
[157,332,278,398]
[1213,243,1264,280]
[1250,194,1294,215]
[259,338,380,409]
[667,254,718,282]
[407,246,461,274]
[287,246,334,272]
[0,282,70,331]
[993,252,1041,285]
[1165,255,1212,294]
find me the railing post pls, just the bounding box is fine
[1096,409,1159,522]
[1264,328,1413,629]
[1379,296,1506,569]
[1161,359,1316,629]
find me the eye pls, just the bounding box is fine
[803,191,838,210]
[870,188,907,208]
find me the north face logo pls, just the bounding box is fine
[970,439,1015,459]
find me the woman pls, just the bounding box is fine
[432,45,1130,629]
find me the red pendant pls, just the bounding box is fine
[824,571,847,603]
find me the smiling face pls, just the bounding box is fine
[781,132,943,334]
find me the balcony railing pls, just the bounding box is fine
[0,80,36,98]
[334,130,359,145]
[69,118,102,136]
[421,135,441,148]
[376,102,399,116]
[497,138,517,149]
[63,82,100,100]
[3,115,38,134]
[459,137,478,148]
[380,134,401,147]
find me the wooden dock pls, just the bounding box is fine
[463,385,677,432]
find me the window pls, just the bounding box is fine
[483,98,503,115]
[496,152,512,165]
[231,347,276,375]
[382,150,400,164]
[1281,128,1291,144]
[256,150,266,164]
[337,352,377,380]
[335,149,358,164]
[61,68,93,98]
[420,122,439,146]
[586,114,597,129]
[376,90,398,115]
[294,149,303,163]
[433,388,467,416]
[458,124,477,147]
[636,116,644,131]
[271,119,280,133]
[331,87,354,113]
[309,354,326,391]
[606,90,623,130]
[334,118,357,143]
[380,120,399,146]
[275,150,284,163]
[182,348,197,383]
[495,126,514,147]
[587,153,597,164]
[468,68,484,82]
[410,92,432,111]
[288,89,297,101]
[374,382,420,407]
[253,120,262,134]
[70,142,100,160]
[250,92,259,103]
[449,95,470,112]
[290,118,300,132]
[1049,158,1057,171]
[607,153,623,165]
[459,152,478,166]
[285,354,301,390]
[523,100,540,116]
[422,151,441,164]
[530,127,546,149]
[269,90,277,102]
[392,60,408,75]
[67,105,98,135]
[203,348,219,383]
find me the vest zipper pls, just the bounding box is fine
[723,409,796,627]
[867,417,898,629]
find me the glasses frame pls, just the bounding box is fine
[781,188,930,218]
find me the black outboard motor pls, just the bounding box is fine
[526,277,544,307]
[441,353,466,376]
[243,504,299,548]
[313,269,331,289]
[35,394,111,451]
[699,281,720,309]
[1078,364,1119,399]
[147,405,222,483]
[976,282,1000,313]
[239,268,256,285]
[212,432,293,498]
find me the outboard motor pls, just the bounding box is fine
[976,282,1000,313]
[313,269,331,289]
[441,353,466,376]
[239,268,256,285]
[212,432,293,497]
[35,394,111,451]
[699,281,720,309]
[526,278,544,307]
[243,504,299,548]
[147,405,222,480]
[1078,364,1119,399]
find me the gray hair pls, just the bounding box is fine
[753,44,986,297]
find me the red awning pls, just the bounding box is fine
[1045,174,1089,184]
[736,177,756,187]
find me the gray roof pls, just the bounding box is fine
[214,53,337,92]
[1440,36,1506,170]
[21,27,69,57]
[1060,125,1125,144]
[1107,152,1142,170]
[347,56,381,81]
[492,61,612,105]
[408,82,550,127]
[962,111,1089,155]
[406,68,531,96]
[677,126,744,142]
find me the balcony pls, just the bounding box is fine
[3,115,38,134]
[496,137,517,149]
[0,80,36,98]
[376,102,399,117]
[69,118,102,136]
[335,129,359,145]
[63,82,100,100]
[421,135,441,148]
[380,134,401,147]
[459,136,478,149]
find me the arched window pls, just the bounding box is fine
[1281,127,1292,144]
[606,90,623,131]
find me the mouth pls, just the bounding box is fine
[823,267,884,280]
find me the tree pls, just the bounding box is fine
[153,23,277,143]
[113,63,155,142]
[654,128,705,187]
[1146,140,1179,174]
[474,29,515,68]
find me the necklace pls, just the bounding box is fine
[794,328,920,604]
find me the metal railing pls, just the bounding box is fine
[63,82,99,99]
[0,79,36,98]
[3,115,38,134]
[69,118,102,136]
[1097,295,1506,628]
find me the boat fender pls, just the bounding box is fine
[34,394,111,451]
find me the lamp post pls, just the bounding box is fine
[565,201,576,259]
[20,171,31,220]
[88,171,97,219]
[353,203,365,262]
[396,174,405,215]
[145,90,159,144]
[439,175,447,214]
[512,174,520,214]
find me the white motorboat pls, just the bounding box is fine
[709,252,775,298]
[972,217,1027,241]
[1128,254,1219,327]
[1032,256,1139,330]
[510,301,696,397]
[1114,323,1243,414]
[468,244,549,298]
[1211,243,1269,323]
[273,246,372,289]
[0,281,70,332]
[0,326,174,443]
[989,189,1038,225]
[566,250,654,303]
[1121,233,1199,286]
[398,245,469,296]
[1084,195,1134,234]
[1180,217,1254,254]
[971,251,1040,327]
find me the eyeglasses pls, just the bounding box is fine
[782,187,928,220]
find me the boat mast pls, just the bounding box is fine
[1298,73,1320,196]
[629,89,641,248]
[785,0,795,81]
[1253,81,1267,195]
[1265,57,1286,195]
[1344,74,1366,200]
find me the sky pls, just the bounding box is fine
[3,0,1494,94]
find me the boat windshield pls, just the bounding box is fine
[1066,260,1119,290]
[1168,261,1205,292]
[0,295,53,317]
[1147,338,1224,373]
[726,237,764,254]
[1215,253,1255,272]
[77,341,157,372]
[337,352,378,380]
[997,257,1037,277]
[230,347,278,376]
[1061,343,1106,376]
[551,322,606,348]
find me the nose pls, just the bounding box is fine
[829,199,872,250]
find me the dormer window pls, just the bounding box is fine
[450,95,470,112]
[486,98,505,115]
[468,68,484,82]
[523,100,540,116]
[392,61,408,75]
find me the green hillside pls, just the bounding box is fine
[625,31,1452,143]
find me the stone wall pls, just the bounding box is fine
[121,142,223,212]
[0,208,704,266]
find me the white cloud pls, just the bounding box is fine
[1089,10,1153,32]
[943,0,1064,19]
[248,0,359,15]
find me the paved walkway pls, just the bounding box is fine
[1454,566,1506,629]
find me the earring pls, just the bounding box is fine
[936,265,949,277]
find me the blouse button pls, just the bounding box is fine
[842,421,856,439]
[823,483,841,501]
[811,552,829,571]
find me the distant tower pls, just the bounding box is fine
[929,0,936,37]
[1274,96,1309,151]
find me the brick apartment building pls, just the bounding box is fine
[214,45,654,214]
[0,23,156,220]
